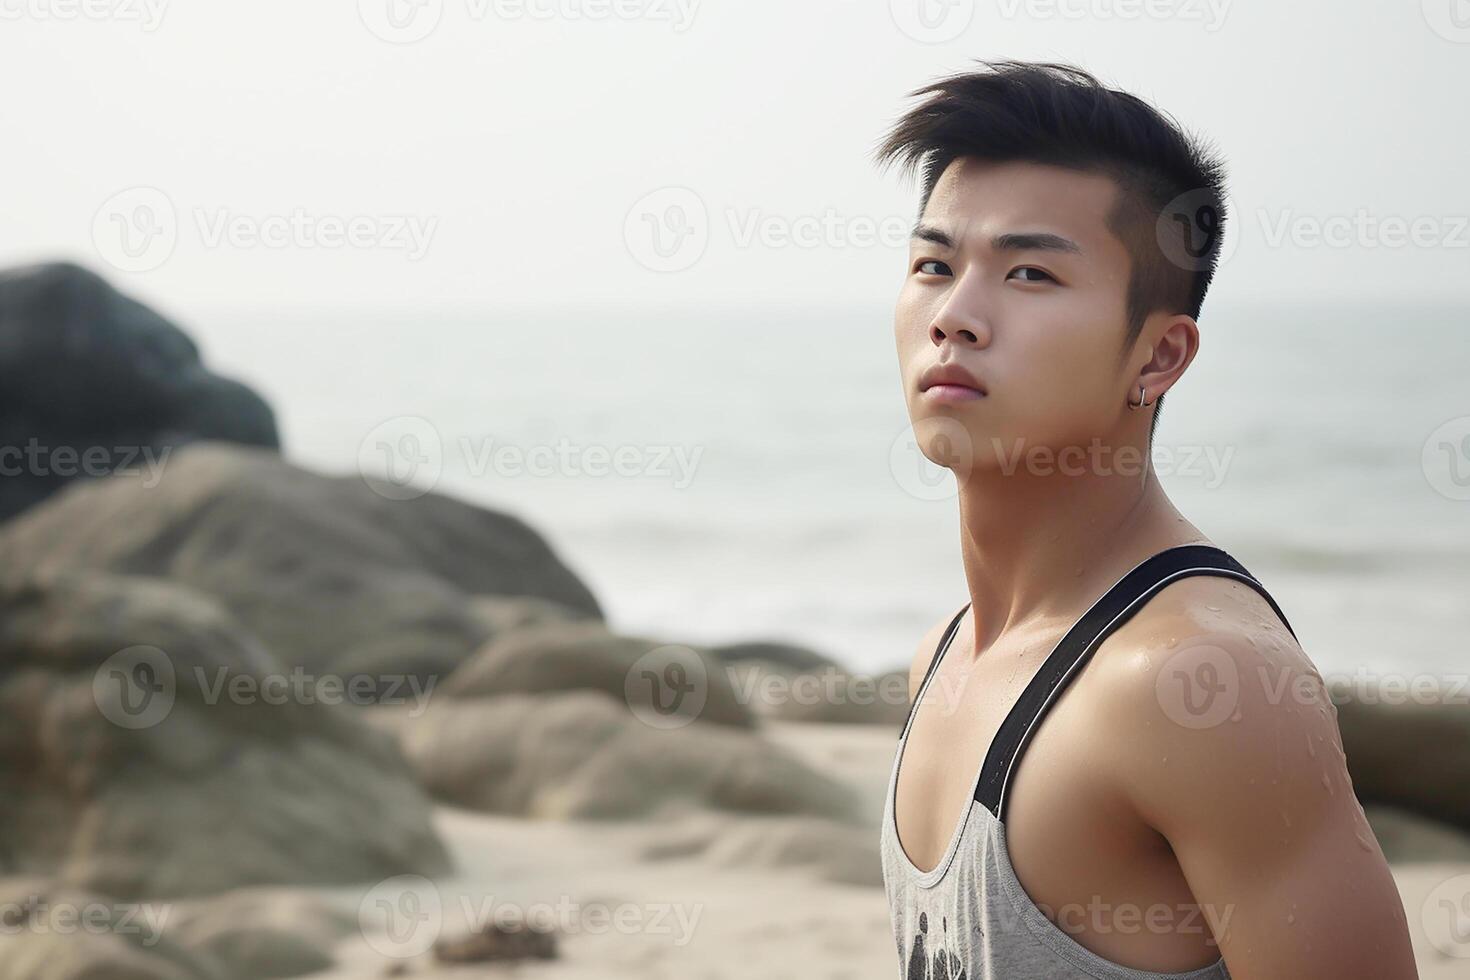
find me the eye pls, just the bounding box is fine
[914,259,953,277]
[1007,266,1055,283]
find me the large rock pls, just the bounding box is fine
[721,659,910,726]
[0,262,277,523]
[709,642,911,726]
[707,640,841,675]
[1336,687,1470,832]
[0,878,353,980]
[388,691,861,823]
[442,622,752,728]
[0,441,600,694]
[0,572,450,900]
[165,888,356,979]
[0,877,224,980]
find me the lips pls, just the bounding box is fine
[918,363,986,396]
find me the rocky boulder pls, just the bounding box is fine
[0,441,600,695]
[442,622,752,728]
[1337,687,1470,832]
[0,571,450,900]
[386,691,860,823]
[0,262,277,523]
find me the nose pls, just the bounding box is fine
[929,312,987,351]
[929,287,992,349]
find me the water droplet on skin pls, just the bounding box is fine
[1321,772,1334,795]
[1230,709,1242,722]
[1287,913,1296,925]
[1166,637,1178,648]
[1306,733,1316,758]
[1205,605,1221,612]
[1281,811,1292,828]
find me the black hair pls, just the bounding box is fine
[874,60,1230,438]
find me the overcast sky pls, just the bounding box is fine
[3,0,1466,323]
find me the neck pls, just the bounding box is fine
[954,449,1204,656]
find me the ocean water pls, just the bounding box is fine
[191,302,1469,682]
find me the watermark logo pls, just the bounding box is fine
[890,417,973,501]
[1423,0,1470,43]
[358,0,445,42]
[92,186,177,273]
[91,189,437,273]
[1422,872,1470,958]
[93,645,177,730]
[889,0,974,43]
[624,187,708,272]
[1422,415,1470,501]
[1155,639,1240,729]
[1157,189,1239,272]
[624,644,708,729]
[360,875,443,959]
[359,416,445,501]
[94,647,439,729]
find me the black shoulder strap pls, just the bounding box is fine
[896,603,971,740]
[976,544,1296,820]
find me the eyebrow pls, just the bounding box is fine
[910,223,1083,254]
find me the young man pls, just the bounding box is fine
[874,62,1418,979]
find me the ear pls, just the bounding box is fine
[1132,312,1199,403]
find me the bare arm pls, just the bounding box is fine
[1099,619,1418,979]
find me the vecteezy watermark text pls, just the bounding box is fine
[357,0,700,44]
[0,440,170,487]
[358,417,705,501]
[357,876,703,959]
[0,0,168,29]
[92,187,438,273]
[92,646,438,730]
[0,895,170,947]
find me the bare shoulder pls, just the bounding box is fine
[907,603,969,704]
[1076,577,1417,974]
[1080,571,1351,844]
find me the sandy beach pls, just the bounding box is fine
[304,721,1470,979]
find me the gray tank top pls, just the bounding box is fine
[881,544,1297,979]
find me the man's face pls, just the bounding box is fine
[895,158,1140,475]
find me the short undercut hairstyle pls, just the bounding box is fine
[874,60,1230,437]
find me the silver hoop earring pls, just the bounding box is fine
[1128,384,1151,410]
